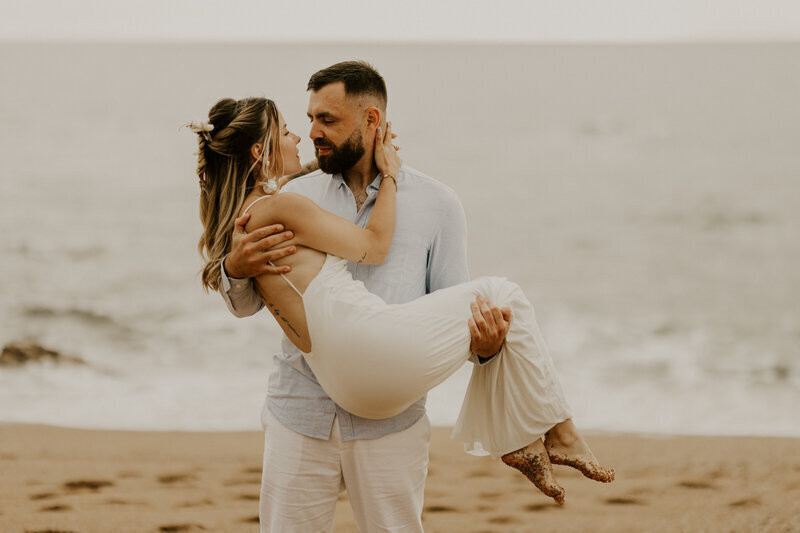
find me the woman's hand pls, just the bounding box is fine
[374,122,401,181]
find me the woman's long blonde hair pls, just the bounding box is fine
[191,97,283,292]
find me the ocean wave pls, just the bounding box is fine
[650,209,770,230]
[23,305,118,326]
[19,306,138,345]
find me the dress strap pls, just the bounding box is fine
[242,194,271,215]
[268,261,304,298]
[240,194,303,298]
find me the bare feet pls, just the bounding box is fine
[501,440,566,505]
[545,419,615,483]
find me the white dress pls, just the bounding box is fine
[296,255,572,458]
[244,195,572,458]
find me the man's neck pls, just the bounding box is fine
[342,153,379,193]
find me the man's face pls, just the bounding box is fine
[307,82,367,174]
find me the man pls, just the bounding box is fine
[220,61,510,532]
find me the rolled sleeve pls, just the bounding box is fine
[219,257,264,318]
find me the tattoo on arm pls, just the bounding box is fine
[356,251,367,264]
[265,300,301,338]
[285,161,318,182]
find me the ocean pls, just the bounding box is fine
[0,42,798,435]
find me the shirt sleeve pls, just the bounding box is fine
[427,188,470,293]
[219,257,264,318]
[426,189,495,366]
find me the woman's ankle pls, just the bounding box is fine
[546,419,579,448]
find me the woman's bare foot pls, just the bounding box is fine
[544,419,615,483]
[501,440,566,505]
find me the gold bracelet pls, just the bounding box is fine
[382,174,397,190]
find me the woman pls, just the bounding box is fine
[191,97,614,504]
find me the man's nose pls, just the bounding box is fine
[309,122,323,141]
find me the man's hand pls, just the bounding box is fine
[223,213,297,279]
[468,296,512,359]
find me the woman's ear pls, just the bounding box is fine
[250,143,264,162]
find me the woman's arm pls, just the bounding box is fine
[247,124,401,265]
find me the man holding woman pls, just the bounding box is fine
[219,61,510,531]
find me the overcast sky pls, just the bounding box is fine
[2,0,799,42]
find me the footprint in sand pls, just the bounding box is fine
[157,473,197,485]
[728,497,761,508]
[466,469,492,478]
[105,499,145,506]
[25,530,80,533]
[488,515,519,525]
[605,497,644,505]
[63,480,114,492]
[424,505,457,513]
[158,524,207,532]
[29,492,57,501]
[236,494,259,501]
[478,491,502,500]
[241,466,262,475]
[241,516,260,524]
[785,480,800,491]
[175,499,215,508]
[40,504,72,512]
[678,480,715,490]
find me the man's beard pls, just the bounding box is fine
[315,127,366,175]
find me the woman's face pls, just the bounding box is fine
[278,111,302,176]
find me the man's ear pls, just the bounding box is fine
[364,106,382,129]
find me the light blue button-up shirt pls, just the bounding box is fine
[220,164,470,441]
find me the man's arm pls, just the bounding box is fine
[427,189,509,362]
[282,159,319,182]
[219,214,296,318]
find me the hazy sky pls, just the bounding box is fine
[2,0,800,42]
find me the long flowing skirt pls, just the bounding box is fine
[302,256,572,458]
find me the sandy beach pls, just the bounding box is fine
[1,425,798,532]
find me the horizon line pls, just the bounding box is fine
[3,38,800,45]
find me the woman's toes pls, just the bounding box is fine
[548,453,615,483]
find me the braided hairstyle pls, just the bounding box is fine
[192,97,282,291]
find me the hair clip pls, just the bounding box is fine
[187,121,214,133]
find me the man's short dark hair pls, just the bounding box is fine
[307,60,387,109]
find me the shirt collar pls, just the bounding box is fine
[331,173,346,190]
[331,172,383,193]
[366,172,383,193]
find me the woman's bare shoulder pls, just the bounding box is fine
[244,192,316,232]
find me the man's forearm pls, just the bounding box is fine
[284,160,319,181]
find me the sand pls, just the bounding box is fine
[0,425,798,533]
